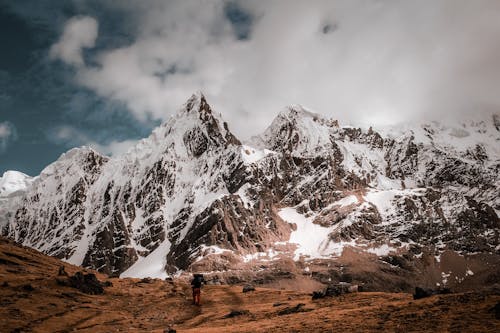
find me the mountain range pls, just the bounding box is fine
[1,93,499,291]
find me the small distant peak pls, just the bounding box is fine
[58,146,101,161]
[279,104,314,117]
[1,170,31,180]
[187,90,204,102]
[276,105,338,127]
[0,170,33,197]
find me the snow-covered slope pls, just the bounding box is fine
[1,95,499,281]
[0,171,34,231]
[0,171,33,198]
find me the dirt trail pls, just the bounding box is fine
[1,237,499,332]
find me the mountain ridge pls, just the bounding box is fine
[1,93,498,291]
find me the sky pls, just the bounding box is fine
[1,0,500,176]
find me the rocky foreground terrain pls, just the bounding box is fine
[0,93,499,291]
[1,237,499,332]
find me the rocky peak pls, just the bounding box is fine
[183,92,212,118]
[178,93,241,157]
[163,93,241,157]
[39,147,108,186]
[118,93,242,168]
[255,105,339,156]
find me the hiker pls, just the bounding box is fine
[191,273,206,305]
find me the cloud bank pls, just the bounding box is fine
[50,0,500,138]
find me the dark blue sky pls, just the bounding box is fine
[0,1,152,176]
[0,1,252,176]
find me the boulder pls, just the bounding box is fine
[489,301,500,320]
[312,282,359,299]
[224,309,250,318]
[242,284,255,293]
[277,303,311,315]
[413,287,452,300]
[57,271,107,295]
[58,265,68,276]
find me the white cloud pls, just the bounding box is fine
[52,125,136,157]
[0,122,16,153]
[50,16,98,66]
[92,139,138,156]
[55,1,500,138]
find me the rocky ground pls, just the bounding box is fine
[1,237,499,332]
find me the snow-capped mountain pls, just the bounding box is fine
[1,94,498,289]
[0,171,34,231]
[0,170,33,198]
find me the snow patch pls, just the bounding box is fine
[365,244,396,256]
[242,248,281,263]
[278,207,355,260]
[120,240,171,279]
[329,195,358,208]
[441,271,451,285]
[241,145,273,164]
[199,245,232,257]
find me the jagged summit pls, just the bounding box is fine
[253,105,339,156]
[277,105,335,125]
[125,93,241,163]
[183,91,212,116]
[40,146,108,177]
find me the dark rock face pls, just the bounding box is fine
[82,210,138,277]
[184,127,209,157]
[166,196,291,273]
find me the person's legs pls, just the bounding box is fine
[193,288,201,305]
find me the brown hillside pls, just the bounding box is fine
[0,237,499,333]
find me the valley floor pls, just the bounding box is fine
[1,237,499,332]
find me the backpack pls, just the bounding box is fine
[192,274,204,288]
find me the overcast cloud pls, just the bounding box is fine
[50,0,500,138]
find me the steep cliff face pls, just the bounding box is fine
[1,95,498,283]
[0,94,289,276]
[2,148,108,260]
